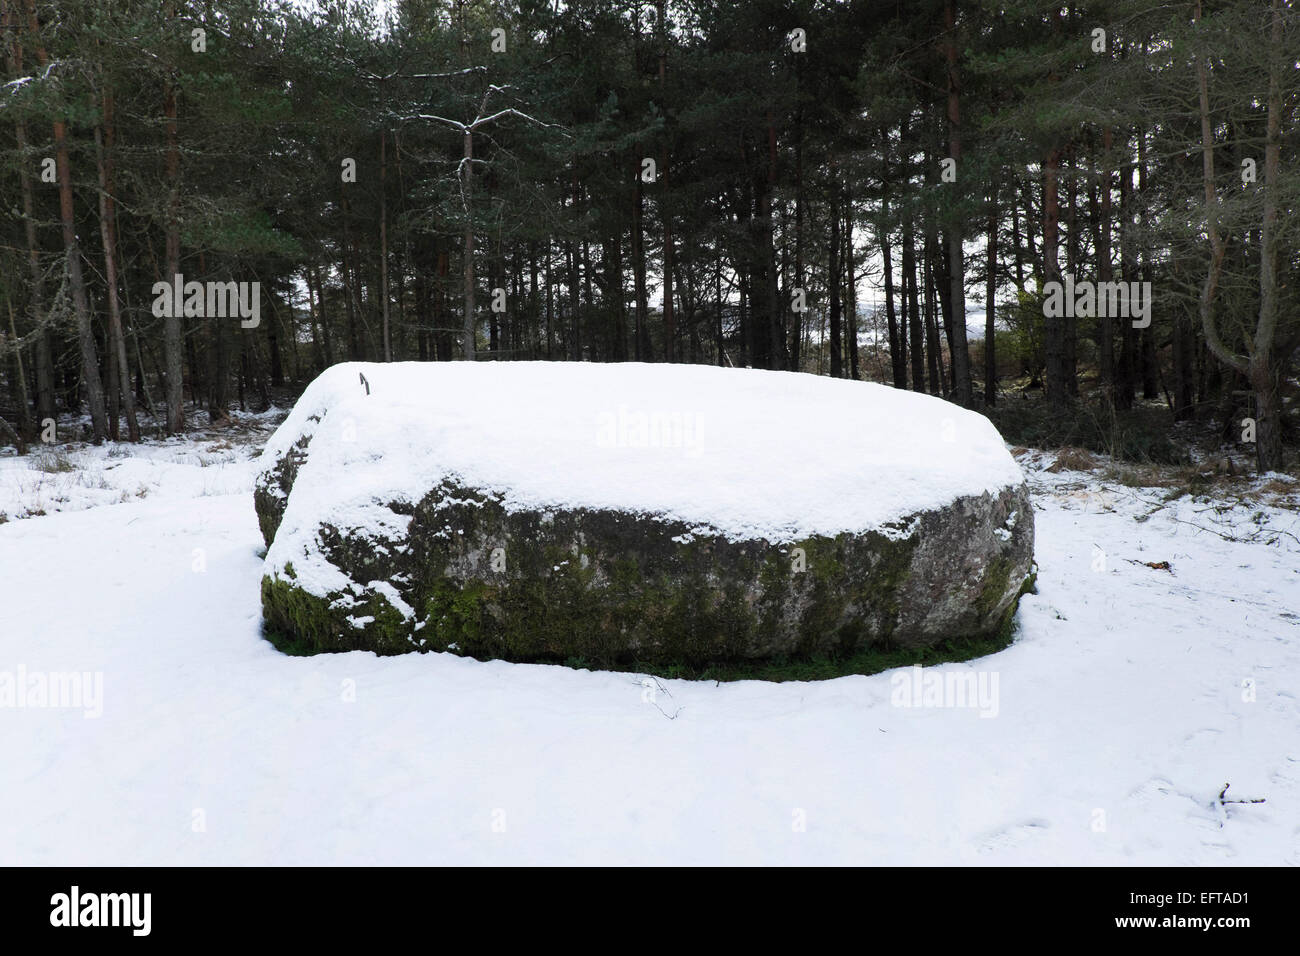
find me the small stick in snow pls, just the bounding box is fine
[359,372,370,396]
[1215,783,1266,827]
[637,675,681,720]
[652,700,682,720]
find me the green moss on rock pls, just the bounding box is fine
[259,475,1035,676]
[253,418,321,548]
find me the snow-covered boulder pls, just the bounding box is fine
[256,362,1034,664]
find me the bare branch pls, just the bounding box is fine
[363,65,488,82]
[469,107,568,134]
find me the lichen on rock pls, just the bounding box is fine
[256,362,1036,668]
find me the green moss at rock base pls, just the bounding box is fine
[575,569,1036,683]
[261,574,336,648]
[263,626,318,657]
[261,573,416,655]
[258,479,1034,675]
[612,627,1019,684]
[420,578,490,653]
[989,564,1038,645]
[261,569,1037,684]
[973,556,1015,623]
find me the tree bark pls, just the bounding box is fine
[845,191,858,380]
[1193,0,1239,381]
[1064,148,1078,397]
[3,9,55,426]
[766,109,783,370]
[828,172,842,378]
[461,128,475,359]
[1137,126,1157,399]
[380,130,391,361]
[1117,130,1138,409]
[904,206,923,391]
[94,82,139,442]
[984,187,998,406]
[24,0,107,441]
[880,199,904,389]
[1249,0,1286,471]
[944,0,972,405]
[5,296,32,439]
[162,0,183,433]
[657,0,674,362]
[924,218,942,396]
[1097,125,1114,402]
[1042,144,1065,406]
[632,157,649,361]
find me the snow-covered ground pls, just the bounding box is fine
[1,425,1297,865]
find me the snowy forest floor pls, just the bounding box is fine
[1,410,1297,864]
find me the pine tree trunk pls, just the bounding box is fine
[632,159,649,361]
[1117,133,1138,410]
[24,0,107,441]
[4,12,55,428]
[161,0,184,433]
[880,203,904,389]
[53,121,107,442]
[380,130,391,361]
[715,252,725,366]
[924,222,941,396]
[94,84,139,442]
[528,241,539,359]
[267,289,284,387]
[13,114,55,425]
[544,244,554,359]
[436,246,450,360]
[766,110,783,370]
[1042,144,1065,406]
[566,209,580,361]
[581,231,594,358]
[1010,186,1026,291]
[828,174,842,379]
[5,296,32,439]
[1250,0,1286,472]
[904,208,923,391]
[461,129,475,359]
[790,114,805,371]
[944,0,972,405]
[1064,149,1079,397]
[610,234,627,361]
[306,266,325,372]
[984,188,997,406]
[935,231,955,395]
[1096,126,1114,403]
[658,0,674,362]
[1137,127,1158,400]
[845,194,858,380]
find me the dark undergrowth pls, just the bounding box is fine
[983,395,1191,465]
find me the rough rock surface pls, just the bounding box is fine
[256,362,1035,664]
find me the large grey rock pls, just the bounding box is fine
[256,362,1035,665]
